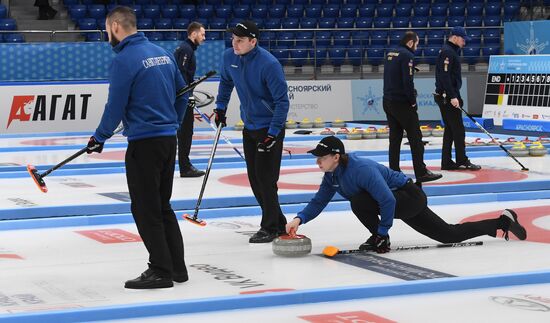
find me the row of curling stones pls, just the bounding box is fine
[510,141,548,157]
[285,118,346,129]
[272,229,312,257]
[331,127,390,140]
[420,125,444,137]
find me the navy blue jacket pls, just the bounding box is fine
[174,38,197,96]
[383,44,416,107]
[216,46,289,137]
[435,41,462,99]
[93,33,188,142]
[296,154,409,236]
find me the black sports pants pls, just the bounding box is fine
[434,96,468,166]
[242,128,287,233]
[126,136,186,278]
[177,102,194,171]
[350,180,502,242]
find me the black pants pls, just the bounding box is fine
[177,102,194,172]
[242,128,287,233]
[434,96,468,166]
[383,98,427,179]
[350,180,502,242]
[126,136,186,278]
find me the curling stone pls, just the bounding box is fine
[431,125,444,137]
[521,136,532,144]
[299,118,313,128]
[529,141,548,156]
[504,137,517,145]
[285,119,297,129]
[313,117,325,128]
[346,128,363,140]
[420,125,432,137]
[487,138,500,145]
[537,136,550,144]
[336,127,350,135]
[469,138,488,146]
[320,128,336,135]
[272,234,312,257]
[510,142,529,157]
[234,120,244,131]
[362,127,377,139]
[332,119,346,128]
[376,127,390,139]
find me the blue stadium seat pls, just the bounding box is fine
[310,0,326,5]
[3,33,24,43]
[295,31,313,47]
[271,47,289,65]
[373,17,391,28]
[358,4,375,17]
[431,3,447,16]
[290,48,309,66]
[465,16,483,27]
[153,0,168,4]
[395,3,412,17]
[416,30,427,45]
[143,5,161,19]
[305,5,322,18]
[80,0,95,4]
[449,3,465,16]
[117,0,133,5]
[467,4,483,16]
[88,5,106,20]
[259,31,274,48]
[355,17,372,28]
[429,16,446,28]
[69,5,87,21]
[413,4,429,17]
[195,18,209,27]
[315,31,332,47]
[426,30,446,46]
[161,5,178,19]
[448,16,465,27]
[197,5,214,19]
[340,4,357,18]
[85,32,103,42]
[209,18,226,30]
[328,48,346,66]
[155,18,172,29]
[97,19,105,30]
[337,17,355,28]
[173,18,189,30]
[275,0,292,5]
[134,0,151,5]
[269,5,286,19]
[240,0,255,5]
[313,48,328,66]
[300,17,317,29]
[264,18,281,29]
[463,46,481,64]
[484,16,502,27]
[467,28,482,46]
[287,5,304,18]
[485,3,501,16]
[376,4,393,17]
[251,5,268,19]
[322,4,340,18]
[137,18,153,30]
[252,18,265,29]
[389,30,403,45]
[333,31,350,47]
[206,31,222,41]
[130,5,143,18]
[145,31,163,41]
[483,28,501,45]
[281,18,300,29]
[504,3,520,17]
[347,47,364,66]
[422,46,440,65]
[277,32,295,47]
[163,31,178,41]
[318,17,336,29]
[62,0,79,6]
[78,18,97,30]
[293,0,308,4]
[223,0,239,4]
[392,17,409,28]
[482,45,501,58]
[233,5,251,19]
[370,30,388,46]
[351,30,369,47]
[179,5,196,20]
[215,5,232,19]
[366,47,385,66]
[410,16,428,28]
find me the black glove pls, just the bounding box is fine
[213,109,226,128]
[187,96,196,109]
[257,135,276,152]
[86,136,104,154]
[374,234,391,254]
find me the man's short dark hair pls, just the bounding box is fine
[106,6,136,31]
[399,31,418,47]
[187,22,204,36]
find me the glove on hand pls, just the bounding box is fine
[213,109,226,128]
[86,136,104,154]
[187,96,196,109]
[374,234,391,253]
[257,135,276,152]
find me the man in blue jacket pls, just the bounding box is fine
[86,7,189,289]
[215,21,290,243]
[286,136,527,253]
[383,31,442,184]
[434,27,481,171]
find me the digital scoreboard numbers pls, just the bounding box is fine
[482,55,550,125]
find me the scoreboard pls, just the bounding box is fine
[482,55,550,126]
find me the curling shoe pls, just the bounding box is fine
[500,209,527,241]
[124,269,173,289]
[173,270,189,283]
[180,165,205,177]
[358,235,378,251]
[249,228,278,243]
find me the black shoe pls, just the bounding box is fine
[358,234,377,251]
[124,269,173,289]
[249,228,278,243]
[173,271,188,283]
[441,162,459,170]
[416,170,443,183]
[500,209,527,241]
[180,165,205,177]
[457,160,481,171]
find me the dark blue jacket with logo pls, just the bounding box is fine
[383,44,417,107]
[296,154,409,236]
[215,46,289,137]
[435,41,462,99]
[174,38,197,96]
[93,32,188,142]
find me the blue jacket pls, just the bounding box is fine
[215,46,289,137]
[174,38,197,96]
[93,32,188,143]
[435,41,462,99]
[297,154,409,236]
[383,44,417,107]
